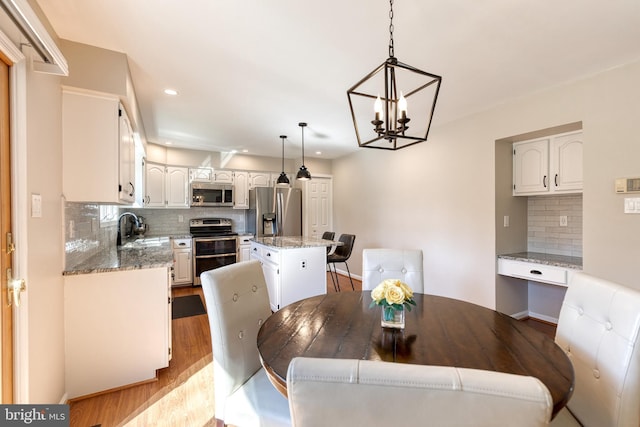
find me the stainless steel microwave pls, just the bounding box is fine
[190,183,234,207]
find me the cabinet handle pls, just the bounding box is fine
[529,270,542,275]
[554,174,558,187]
[129,182,135,197]
[543,175,547,188]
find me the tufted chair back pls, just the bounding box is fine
[552,272,640,427]
[287,357,552,427]
[201,260,291,426]
[362,248,424,293]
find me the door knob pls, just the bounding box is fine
[6,268,26,307]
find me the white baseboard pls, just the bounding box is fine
[59,392,68,404]
[329,267,362,281]
[510,310,530,320]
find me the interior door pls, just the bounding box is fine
[0,56,14,403]
[304,177,333,238]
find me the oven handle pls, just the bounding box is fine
[193,237,237,242]
[194,254,237,259]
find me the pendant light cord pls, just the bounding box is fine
[388,0,394,58]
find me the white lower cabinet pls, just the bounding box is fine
[250,242,326,311]
[64,267,171,399]
[237,235,253,262]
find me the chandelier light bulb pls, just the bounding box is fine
[398,92,408,116]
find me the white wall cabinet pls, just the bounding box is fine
[166,166,189,208]
[234,171,249,209]
[213,170,234,184]
[145,162,166,207]
[190,167,213,183]
[513,131,583,196]
[64,267,171,399]
[144,164,189,208]
[62,88,138,204]
[249,172,271,188]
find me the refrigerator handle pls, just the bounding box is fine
[275,190,283,237]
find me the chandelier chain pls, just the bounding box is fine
[388,0,395,58]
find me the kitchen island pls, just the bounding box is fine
[63,237,173,399]
[251,236,339,311]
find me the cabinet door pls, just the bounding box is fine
[166,167,189,207]
[62,90,121,203]
[513,139,549,195]
[173,250,192,284]
[249,172,271,189]
[261,260,280,311]
[213,170,234,184]
[190,167,213,183]
[118,107,135,203]
[145,163,166,207]
[234,171,249,209]
[550,132,583,193]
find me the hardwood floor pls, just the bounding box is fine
[68,272,555,426]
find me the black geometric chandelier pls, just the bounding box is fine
[347,0,442,150]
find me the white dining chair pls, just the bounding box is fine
[551,272,640,427]
[287,357,552,427]
[362,248,424,293]
[201,260,291,427]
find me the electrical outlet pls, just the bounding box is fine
[69,220,75,238]
[300,260,307,269]
[178,215,184,223]
[559,216,568,227]
[503,215,510,227]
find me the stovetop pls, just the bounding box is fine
[189,217,236,237]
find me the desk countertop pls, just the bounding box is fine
[498,252,582,269]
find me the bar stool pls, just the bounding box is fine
[321,231,335,255]
[327,234,356,291]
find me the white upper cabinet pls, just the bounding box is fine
[513,131,583,196]
[144,162,166,207]
[550,132,583,193]
[166,166,190,208]
[233,171,249,209]
[213,170,234,184]
[144,164,189,208]
[62,88,138,204]
[190,167,213,183]
[249,172,271,189]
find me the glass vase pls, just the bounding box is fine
[381,305,405,329]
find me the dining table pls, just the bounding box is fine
[257,291,574,418]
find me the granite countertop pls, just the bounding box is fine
[498,252,583,270]
[252,236,341,249]
[63,237,173,276]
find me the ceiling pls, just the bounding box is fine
[35,0,640,159]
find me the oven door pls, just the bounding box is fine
[193,237,237,285]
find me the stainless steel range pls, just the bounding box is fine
[190,218,237,285]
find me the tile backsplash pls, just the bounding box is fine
[64,203,116,270]
[527,194,583,257]
[64,203,249,270]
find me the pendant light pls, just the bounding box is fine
[276,135,290,185]
[347,0,442,150]
[296,122,311,181]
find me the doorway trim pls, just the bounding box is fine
[0,27,29,403]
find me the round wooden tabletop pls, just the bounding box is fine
[257,291,574,417]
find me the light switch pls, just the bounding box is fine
[503,216,509,227]
[624,198,640,214]
[31,193,42,218]
[559,216,568,227]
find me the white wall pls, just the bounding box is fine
[333,59,640,309]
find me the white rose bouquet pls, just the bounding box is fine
[369,279,416,322]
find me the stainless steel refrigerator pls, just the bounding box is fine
[247,187,302,237]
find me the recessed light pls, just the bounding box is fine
[165,141,173,145]
[315,151,322,155]
[242,149,249,153]
[230,150,238,154]
[163,89,178,96]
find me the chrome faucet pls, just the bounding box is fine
[116,212,140,246]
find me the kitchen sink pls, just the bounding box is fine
[121,237,170,248]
